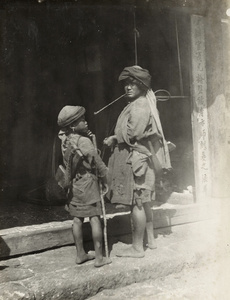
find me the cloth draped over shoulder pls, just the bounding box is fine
[107,89,171,205]
[115,89,171,171]
[146,89,171,170]
[58,131,108,206]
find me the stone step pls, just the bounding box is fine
[0,201,215,259]
[0,219,225,300]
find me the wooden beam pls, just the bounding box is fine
[0,203,215,259]
[190,15,211,201]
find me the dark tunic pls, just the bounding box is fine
[107,94,171,205]
[59,132,108,217]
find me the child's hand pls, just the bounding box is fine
[87,130,93,138]
[100,182,108,195]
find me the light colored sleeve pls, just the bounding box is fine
[79,137,108,177]
[127,98,152,141]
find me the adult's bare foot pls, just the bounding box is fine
[76,253,95,264]
[147,240,157,249]
[94,257,112,268]
[116,246,145,258]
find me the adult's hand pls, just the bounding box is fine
[103,135,117,147]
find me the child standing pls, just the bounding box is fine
[57,105,111,267]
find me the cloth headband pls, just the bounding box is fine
[118,65,151,88]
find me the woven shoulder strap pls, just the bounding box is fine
[64,135,83,187]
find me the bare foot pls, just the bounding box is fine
[94,257,112,268]
[115,204,129,210]
[147,240,157,249]
[76,253,95,264]
[116,246,145,258]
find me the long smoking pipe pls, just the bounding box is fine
[94,93,127,115]
[94,90,189,115]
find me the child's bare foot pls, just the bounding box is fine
[116,246,145,258]
[115,204,129,210]
[94,257,112,268]
[76,253,95,264]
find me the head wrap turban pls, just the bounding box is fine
[118,65,151,88]
[57,105,85,127]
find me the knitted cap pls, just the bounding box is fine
[118,65,151,88]
[57,105,85,127]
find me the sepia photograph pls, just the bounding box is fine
[0,0,230,299]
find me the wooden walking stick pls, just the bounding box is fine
[99,183,109,259]
[90,133,109,259]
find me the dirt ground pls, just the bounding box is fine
[0,175,192,230]
[0,185,71,230]
[0,184,130,229]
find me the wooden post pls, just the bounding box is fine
[190,15,211,202]
[205,18,230,198]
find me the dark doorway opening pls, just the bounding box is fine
[0,2,194,229]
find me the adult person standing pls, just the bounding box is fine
[103,65,171,258]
